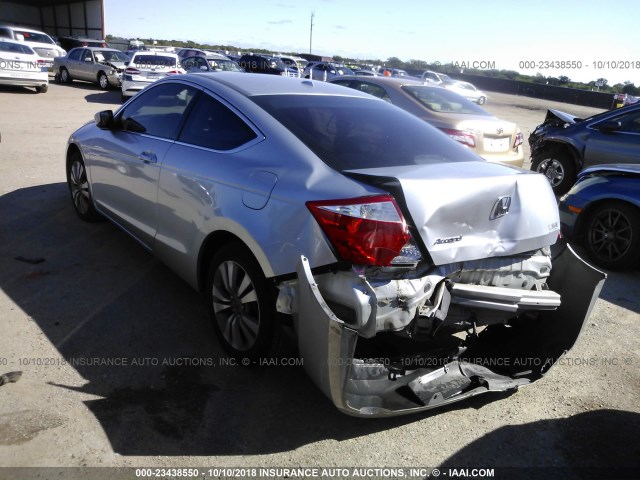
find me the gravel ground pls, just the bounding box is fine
[0,81,638,480]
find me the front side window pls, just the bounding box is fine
[67,49,83,61]
[179,93,257,150]
[606,110,640,134]
[118,83,198,139]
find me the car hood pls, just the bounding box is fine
[346,162,560,265]
[543,109,580,125]
[100,60,126,70]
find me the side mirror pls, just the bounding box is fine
[95,110,114,129]
[200,65,208,70]
[85,57,93,62]
[598,120,622,133]
[15,33,24,42]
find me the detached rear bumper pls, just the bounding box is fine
[295,245,605,417]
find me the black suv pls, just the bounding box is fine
[237,54,287,75]
[530,103,640,195]
[58,36,108,51]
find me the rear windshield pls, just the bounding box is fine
[13,30,54,45]
[131,55,177,68]
[251,94,480,170]
[0,42,34,54]
[403,85,490,115]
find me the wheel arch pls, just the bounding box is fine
[66,143,83,171]
[534,140,582,171]
[196,230,274,293]
[576,198,640,239]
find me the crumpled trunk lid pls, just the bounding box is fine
[346,162,560,265]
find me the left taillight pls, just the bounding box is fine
[125,67,140,75]
[306,194,422,267]
[439,128,476,148]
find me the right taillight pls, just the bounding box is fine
[513,132,524,148]
[439,128,476,148]
[306,194,422,267]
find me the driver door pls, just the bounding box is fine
[583,109,640,168]
[88,82,199,248]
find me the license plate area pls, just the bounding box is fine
[484,137,510,152]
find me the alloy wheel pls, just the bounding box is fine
[69,159,90,215]
[211,260,261,352]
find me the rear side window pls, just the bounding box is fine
[252,94,480,170]
[179,94,257,150]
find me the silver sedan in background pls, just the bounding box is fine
[66,73,604,416]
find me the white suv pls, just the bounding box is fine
[0,25,65,66]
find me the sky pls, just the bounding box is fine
[104,0,640,86]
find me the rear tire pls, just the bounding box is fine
[477,96,487,105]
[531,147,576,196]
[207,244,280,362]
[35,85,48,93]
[60,67,71,84]
[583,201,640,270]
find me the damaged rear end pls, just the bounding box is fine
[285,163,605,417]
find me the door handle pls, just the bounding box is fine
[138,151,157,164]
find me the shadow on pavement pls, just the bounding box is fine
[1,183,516,456]
[440,409,640,479]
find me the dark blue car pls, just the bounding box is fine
[559,164,640,270]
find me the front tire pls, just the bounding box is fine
[583,202,640,270]
[98,72,109,90]
[207,244,279,361]
[66,150,101,222]
[477,96,487,105]
[531,148,576,196]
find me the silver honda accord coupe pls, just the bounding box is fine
[66,72,605,416]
